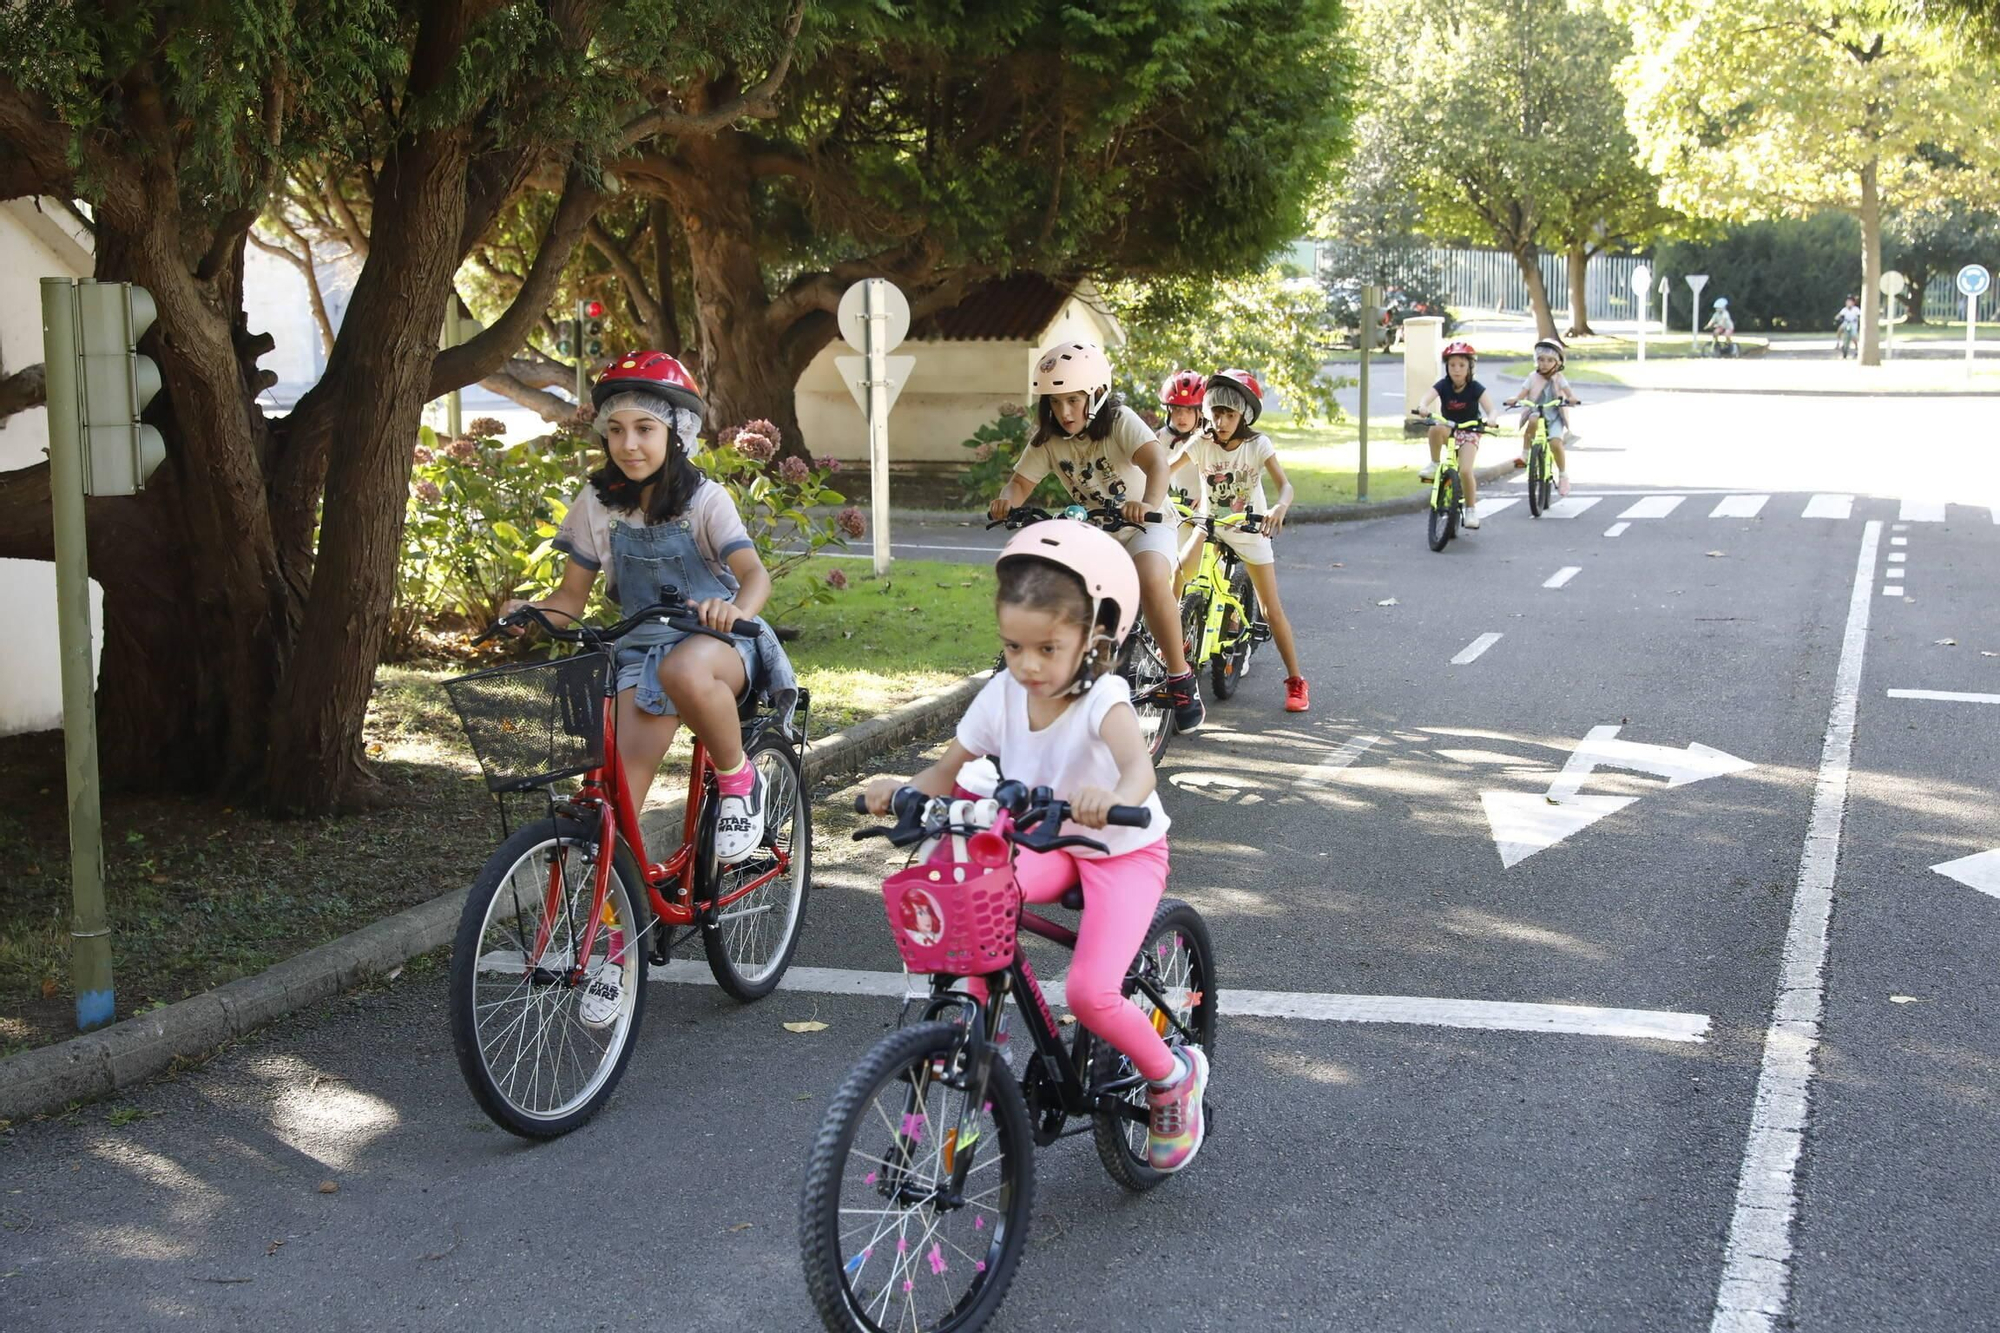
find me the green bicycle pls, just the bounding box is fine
[1414,414,1496,552]
[1503,393,1577,518]
[1175,499,1271,701]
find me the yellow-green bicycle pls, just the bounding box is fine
[1175,497,1272,701]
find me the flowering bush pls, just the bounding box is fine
[955,404,1062,508]
[696,418,859,622]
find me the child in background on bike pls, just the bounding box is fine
[1184,368,1310,713]
[517,352,773,864]
[1707,298,1737,353]
[1411,340,1500,528]
[989,341,1205,732]
[1507,338,1581,497]
[1835,295,1861,357]
[863,520,1208,1171]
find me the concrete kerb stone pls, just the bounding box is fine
[0,669,994,1124]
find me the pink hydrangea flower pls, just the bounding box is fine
[836,506,866,539]
[415,479,443,504]
[742,418,781,445]
[467,417,506,439]
[446,437,478,462]
[815,455,842,474]
[825,568,849,591]
[778,455,810,485]
[716,425,740,448]
[971,442,995,462]
[735,431,777,462]
[997,402,1025,419]
[412,444,435,465]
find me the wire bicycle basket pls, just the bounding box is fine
[444,652,609,793]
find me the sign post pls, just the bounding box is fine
[1358,283,1377,502]
[1880,270,1906,361]
[1686,274,1709,342]
[42,277,166,1032]
[835,278,913,576]
[1957,264,1990,378]
[1631,265,1653,363]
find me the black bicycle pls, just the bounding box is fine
[799,782,1218,1333]
[988,503,1177,764]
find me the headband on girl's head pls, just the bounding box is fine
[595,391,702,452]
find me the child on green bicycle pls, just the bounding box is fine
[1185,369,1309,713]
[1412,340,1500,528]
[1507,339,1580,498]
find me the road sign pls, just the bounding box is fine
[1957,263,1991,298]
[1631,265,1651,296]
[1879,269,1906,297]
[1933,849,2000,901]
[838,278,909,354]
[1632,266,1652,358]
[1958,264,1990,378]
[1686,274,1709,337]
[1481,725,1756,867]
[839,278,910,575]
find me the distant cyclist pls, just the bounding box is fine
[1412,340,1501,529]
[1505,339,1580,498]
[1706,298,1737,356]
[1834,295,1860,359]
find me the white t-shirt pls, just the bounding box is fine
[1186,430,1275,514]
[553,477,753,602]
[954,671,1168,859]
[1154,423,1199,469]
[1012,405,1158,513]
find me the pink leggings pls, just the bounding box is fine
[987,839,1176,1083]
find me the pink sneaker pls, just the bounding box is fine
[1145,1046,1210,1173]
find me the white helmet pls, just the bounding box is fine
[1031,341,1114,422]
[1713,297,1728,309]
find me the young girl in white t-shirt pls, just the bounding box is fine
[863,520,1211,1173]
[1184,370,1310,713]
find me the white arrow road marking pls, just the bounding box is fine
[1564,730,1757,789]
[1888,688,2000,704]
[1480,791,1638,869]
[645,961,1710,1042]
[1933,850,2000,900]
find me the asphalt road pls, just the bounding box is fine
[3,387,1996,1333]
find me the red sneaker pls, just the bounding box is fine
[1284,677,1310,712]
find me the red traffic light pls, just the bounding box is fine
[584,300,605,319]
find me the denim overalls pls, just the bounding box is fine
[609,516,757,716]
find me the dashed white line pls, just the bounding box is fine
[1887,688,2000,705]
[1543,566,1582,589]
[1890,537,1907,547]
[1707,520,1879,1333]
[1882,586,1905,598]
[1710,495,1770,518]
[1451,632,1503,665]
[1299,734,1383,788]
[1803,494,1856,519]
[1887,552,1906,563]
[1605,522,1631,538]
[1619,495,1686,519]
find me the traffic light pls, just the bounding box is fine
[583,298,605,359]
[556,321,574,356]
[42,279,166,497]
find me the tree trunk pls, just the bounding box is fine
[1510,243,1560,341]
[1565,239,1594,338]
[1859,159,1882,367]
[651,199,684,356]
[1905,275,1928,325]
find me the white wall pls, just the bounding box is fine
[0,200,102,737]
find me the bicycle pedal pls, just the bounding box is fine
[1250,623,1272,643]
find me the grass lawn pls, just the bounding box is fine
[0,558,992,1061]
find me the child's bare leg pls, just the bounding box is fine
[1133,550,1191,676]
[1428,424,1446,463]
[615,690,680,809]
[1243,561,1301,678]
[1460,441,1480,506]
[657,637,751,771]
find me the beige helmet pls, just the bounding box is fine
[1031,341,1114,421]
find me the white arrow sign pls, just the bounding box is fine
[1483,725,1755,867]
[835,353,916,416]
[1933,849,2000,900]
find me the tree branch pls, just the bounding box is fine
[618,0,806,145]
[586,216,663,340]
[0,363,46,420]
[479,369,579,422]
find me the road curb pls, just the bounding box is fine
[0,669,993,1123]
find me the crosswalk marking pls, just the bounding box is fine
[1710,495,1769,518]
[1619,495,1685,519]
[1478,497,1522,517]
[1803,493,1855,519]
[1543,566,1582,589]
[1545,496,1601,518]
[1897,499,1947,522]
[1604,522,1631,537]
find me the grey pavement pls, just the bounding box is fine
[2,387,1996,1332]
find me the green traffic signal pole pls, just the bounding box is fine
[41,277,115,1031]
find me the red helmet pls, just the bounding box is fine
[1204,368,1264,427]
[1158,369,1207,408]
[592,350,704,420]
[1441,340,1477,363]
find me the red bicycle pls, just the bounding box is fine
[443,599,812,1137]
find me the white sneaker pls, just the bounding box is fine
[1564,430,1583,448]
[1418,465,1437,482]
[713,767,767,865]
[1462,505,1481,530]
[1557,472,1570,498]
[579,964,624,1029]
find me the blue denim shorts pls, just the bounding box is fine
[616,632,758,717]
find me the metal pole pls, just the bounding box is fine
[865,280,892,576]
[1357,284,1375,503]
[41,278,115,1032]
[1885,295,1897,361]
[1967,293,1977,379]
[444,303,463,439]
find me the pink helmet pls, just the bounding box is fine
[996,519,1140,650]
[1031,341,1114,419]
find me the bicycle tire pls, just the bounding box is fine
[801,1022,1035,1333]
[1526,442,1544,517]
[1213,567,1259,700]
[1117,630,1176,766]
[1178,590,1207,680]
[698,732,813,1002]
[1427,471,1458,552]
[449,816,650,1138]
[1090,899,1220,1192]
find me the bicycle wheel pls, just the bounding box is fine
[801,1022,1035,1333]
[1091,899,1220,1192]
[1212,568,1260,701]
[699,732,812,1002]
[1534,443,1555,515]
[1178,590,1207,682]
[449,816,649,1138]
[1427,471,1459,552]
[1117,629,1175,766]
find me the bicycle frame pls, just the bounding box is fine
[1432,427,1473,510]
[1178,507,1260,670]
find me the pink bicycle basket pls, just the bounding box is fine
[880,859,1021,977]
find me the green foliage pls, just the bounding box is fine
[1888,202,2000,317]
[1106,271,1346,426]
[696,422,860,623]
[955,407,1059,508]
[1655,212,1863,331]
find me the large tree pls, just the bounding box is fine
[0,0,797,813]
[1619,0,2000,364]
[1886,201,2000,323]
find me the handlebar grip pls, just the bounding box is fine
[1105,805,1152,828]
[730,619,759,638]
[1142,511,1163,524]
[852,794,870,814]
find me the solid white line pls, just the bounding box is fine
[1710,495,1770,519]
[1802,493,1855,519]
[1543,566,1582,589]
[648,961,1709,1042]
[1887,688,2000,704]
[1299,734,1382,788]
[1898,499,1947,522]
[1619,495,1686,519]
[1605,522,1631,537]
[1708,519,1880,1333]
[1451,632,1503,665]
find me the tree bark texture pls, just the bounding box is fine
[1565,239,1595,338]
[1510,243,1560,341]
[1859,158,1882,367]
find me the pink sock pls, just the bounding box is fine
[715,756,756,797]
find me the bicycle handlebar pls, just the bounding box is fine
[1410,414,1500,433]
[987,505,1163,533]
[1502,397,1582,409]
[475,597,758,648]
[851,779,1150,853]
